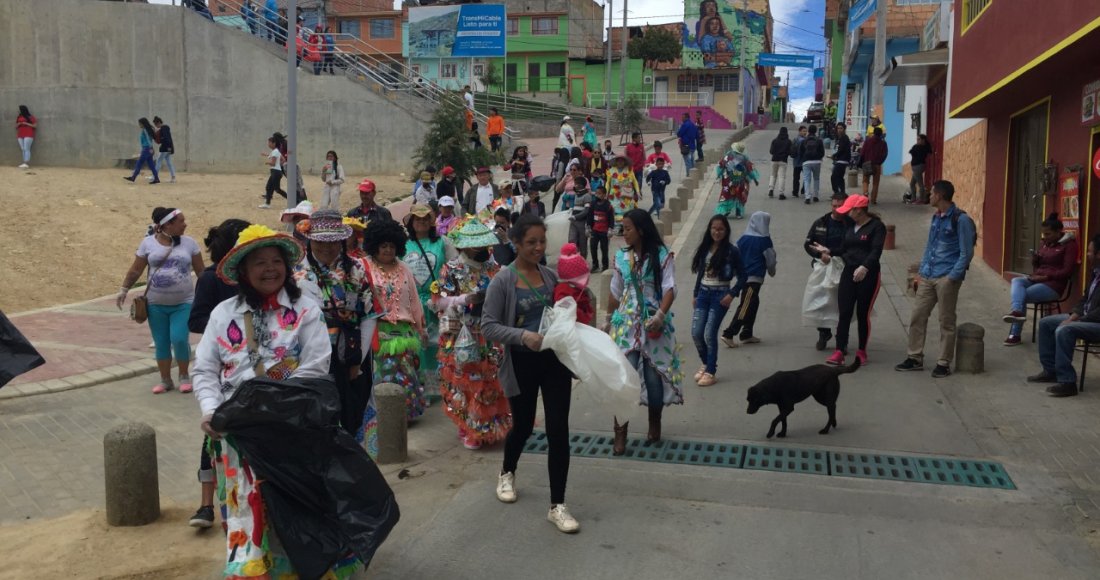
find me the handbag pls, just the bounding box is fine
[130,246,169,324]
[679,142,691,156]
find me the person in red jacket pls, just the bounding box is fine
[1002,215,1080,345]
[554,243,595,325]
[859,127,888,204]
[624,132,647,187]
[15,105,36,169]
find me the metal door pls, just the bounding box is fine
[528,63,540,92]
[1008,103,1049,273]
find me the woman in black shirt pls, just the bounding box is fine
[815,195,885,367]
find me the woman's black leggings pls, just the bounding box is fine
[835,265,881,352]
[265,168,286,203]
[502,349,573,504]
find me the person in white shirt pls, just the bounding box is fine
[320,150,346,210]
[465,166,500,215]
[413,170,437,206]
[260,133,288,208]
[463,85,475,111]
[558,116,576,148]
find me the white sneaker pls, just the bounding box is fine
[18,163,28,169]
[496,471,517,503]
[258,203,271,209]
[547,504,580,533]
[170,177,176,183]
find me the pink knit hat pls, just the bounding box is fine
[557,243,590,289]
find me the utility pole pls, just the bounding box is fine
[619,0,628,112]
[286,0,298,209]
[739,0,747,129]
[604,0,612,137]
[871,0,887,120]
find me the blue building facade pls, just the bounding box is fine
[840,37,920,176]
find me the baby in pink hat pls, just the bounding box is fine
[554,243,595,325]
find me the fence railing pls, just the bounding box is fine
[586,91,713,109]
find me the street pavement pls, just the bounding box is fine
[5,126,1100,578]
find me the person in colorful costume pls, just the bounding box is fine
[192,225,365,578]
[292,209,377,436]
[716,142,759,220]
[607,154,640,233]
[431,218,511,450]
[606,209,684,443]
[403,204,457,400]
[360,218,428,459]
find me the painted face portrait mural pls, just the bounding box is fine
[682,0,767,69]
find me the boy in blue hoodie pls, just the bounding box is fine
[646,157,671,218]
[721,211,777,346]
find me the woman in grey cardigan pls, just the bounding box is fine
[481,214,579,534]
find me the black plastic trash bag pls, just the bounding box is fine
[0,310,45,389]
[530,174,557,193]
[211,376,399,580]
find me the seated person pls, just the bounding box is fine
[1003,215,1079,345]
[1027,234,1100,397]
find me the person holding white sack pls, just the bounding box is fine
[606,209,684,446]
[823,195,887,367]
[803,192,853,351]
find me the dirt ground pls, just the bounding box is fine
[0,167,411,313]
[0,506,225,579]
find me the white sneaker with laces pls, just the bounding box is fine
[496,471,517,503]
[547,504,580,533]
[258,203,271,209]
[18,163,29,169]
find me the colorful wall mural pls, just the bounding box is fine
[681,0,767,70]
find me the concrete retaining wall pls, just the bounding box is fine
[0,0,427,174]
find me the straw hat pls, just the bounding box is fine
[402,203,434,227]
[217,224,304,284]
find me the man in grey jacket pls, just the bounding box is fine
[1028,234,1100,397]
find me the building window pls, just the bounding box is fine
[411,64,421,75]
[546,62,565,77]
[370,18,395,39]
[676,75,699,93]
[531,17,558,35]
[961,0,992,33]
[338,20,361,39]
[713,74,739,92]
[441,63,458,79]
[507,18,519,36]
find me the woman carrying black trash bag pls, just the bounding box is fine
[191,224,373,577]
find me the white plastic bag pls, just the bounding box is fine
[540,297,640,396]
[801,257,844,328]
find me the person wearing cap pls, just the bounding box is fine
[865,115,886,137]
[117,207,205,395]
[190,225,347,578]
[819,195,885,367]
[608,154,640,234]
[492,178,519,215]
[558,115,575,148]
[404,205,458,399]
[436,196,459,236]
[436,166,461,209]
[804,192,853,351]
[360,218,429,454]
[347,178,393,227]
[281,200,314,242]
[895,180,975,378]
[413,170,436,206]
[411,165,436,196]
[432,218,509,450]
[292,210,377,436]
[676,112,699,174]
[466,166,499,216]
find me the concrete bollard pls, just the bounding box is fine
[103,423,160,526]
[955,323,985,374]
[658,216,673,237]
[375,382,408,464]
[884,224,896,250]
[847,169,859,189]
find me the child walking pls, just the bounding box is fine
[721,211,777,346]
[587,186,614,272]
[646,158,671,218]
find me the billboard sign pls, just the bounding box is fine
[848,0,877,33]
[756,53,815,68]
[407,5,506,58]
[681,2,767,70]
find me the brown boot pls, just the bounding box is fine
[646,407,662,443]
[612,416,628,456]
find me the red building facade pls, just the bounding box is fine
[950,4,1100,283]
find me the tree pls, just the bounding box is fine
[614,95,646,143]
[627,27,681,71]
[480,61,502,95]
[413,96,494,184]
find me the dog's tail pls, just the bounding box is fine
[835,358,861,375]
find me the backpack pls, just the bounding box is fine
[950,209,978,269]
[802,137,823,161]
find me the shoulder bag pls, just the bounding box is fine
[130,247,170,324]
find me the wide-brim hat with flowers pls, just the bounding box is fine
[307,209,352,242]
[448,218,500,249]
[217,224,304,284]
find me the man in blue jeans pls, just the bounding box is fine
[1028,235,1100,397]
[677,112,698,175]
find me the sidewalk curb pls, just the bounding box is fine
[0,359,159,401]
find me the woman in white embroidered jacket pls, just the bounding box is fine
[190,224,346,578]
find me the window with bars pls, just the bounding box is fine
[507,18,519,36]
[546,62,566,77]
[338,20,360,38]
[676,74,739,93]
[441,63,458,78]
[531,17,558,35]
[370,18,395,39]
[713,74,738,92]
[961,0,992,33]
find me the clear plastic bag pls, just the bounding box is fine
[801,257,844,328]
[454,324,479,365]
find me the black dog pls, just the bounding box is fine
[746,359,860,438]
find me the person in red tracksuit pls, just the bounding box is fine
[625,132,646,188]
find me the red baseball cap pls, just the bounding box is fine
[441,166,455,177]
[836,194,869,214]
[358,179,376,193]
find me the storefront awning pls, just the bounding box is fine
[880,48,948,86]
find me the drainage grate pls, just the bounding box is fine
[744,445,828,475]
[520,431,1015,490]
